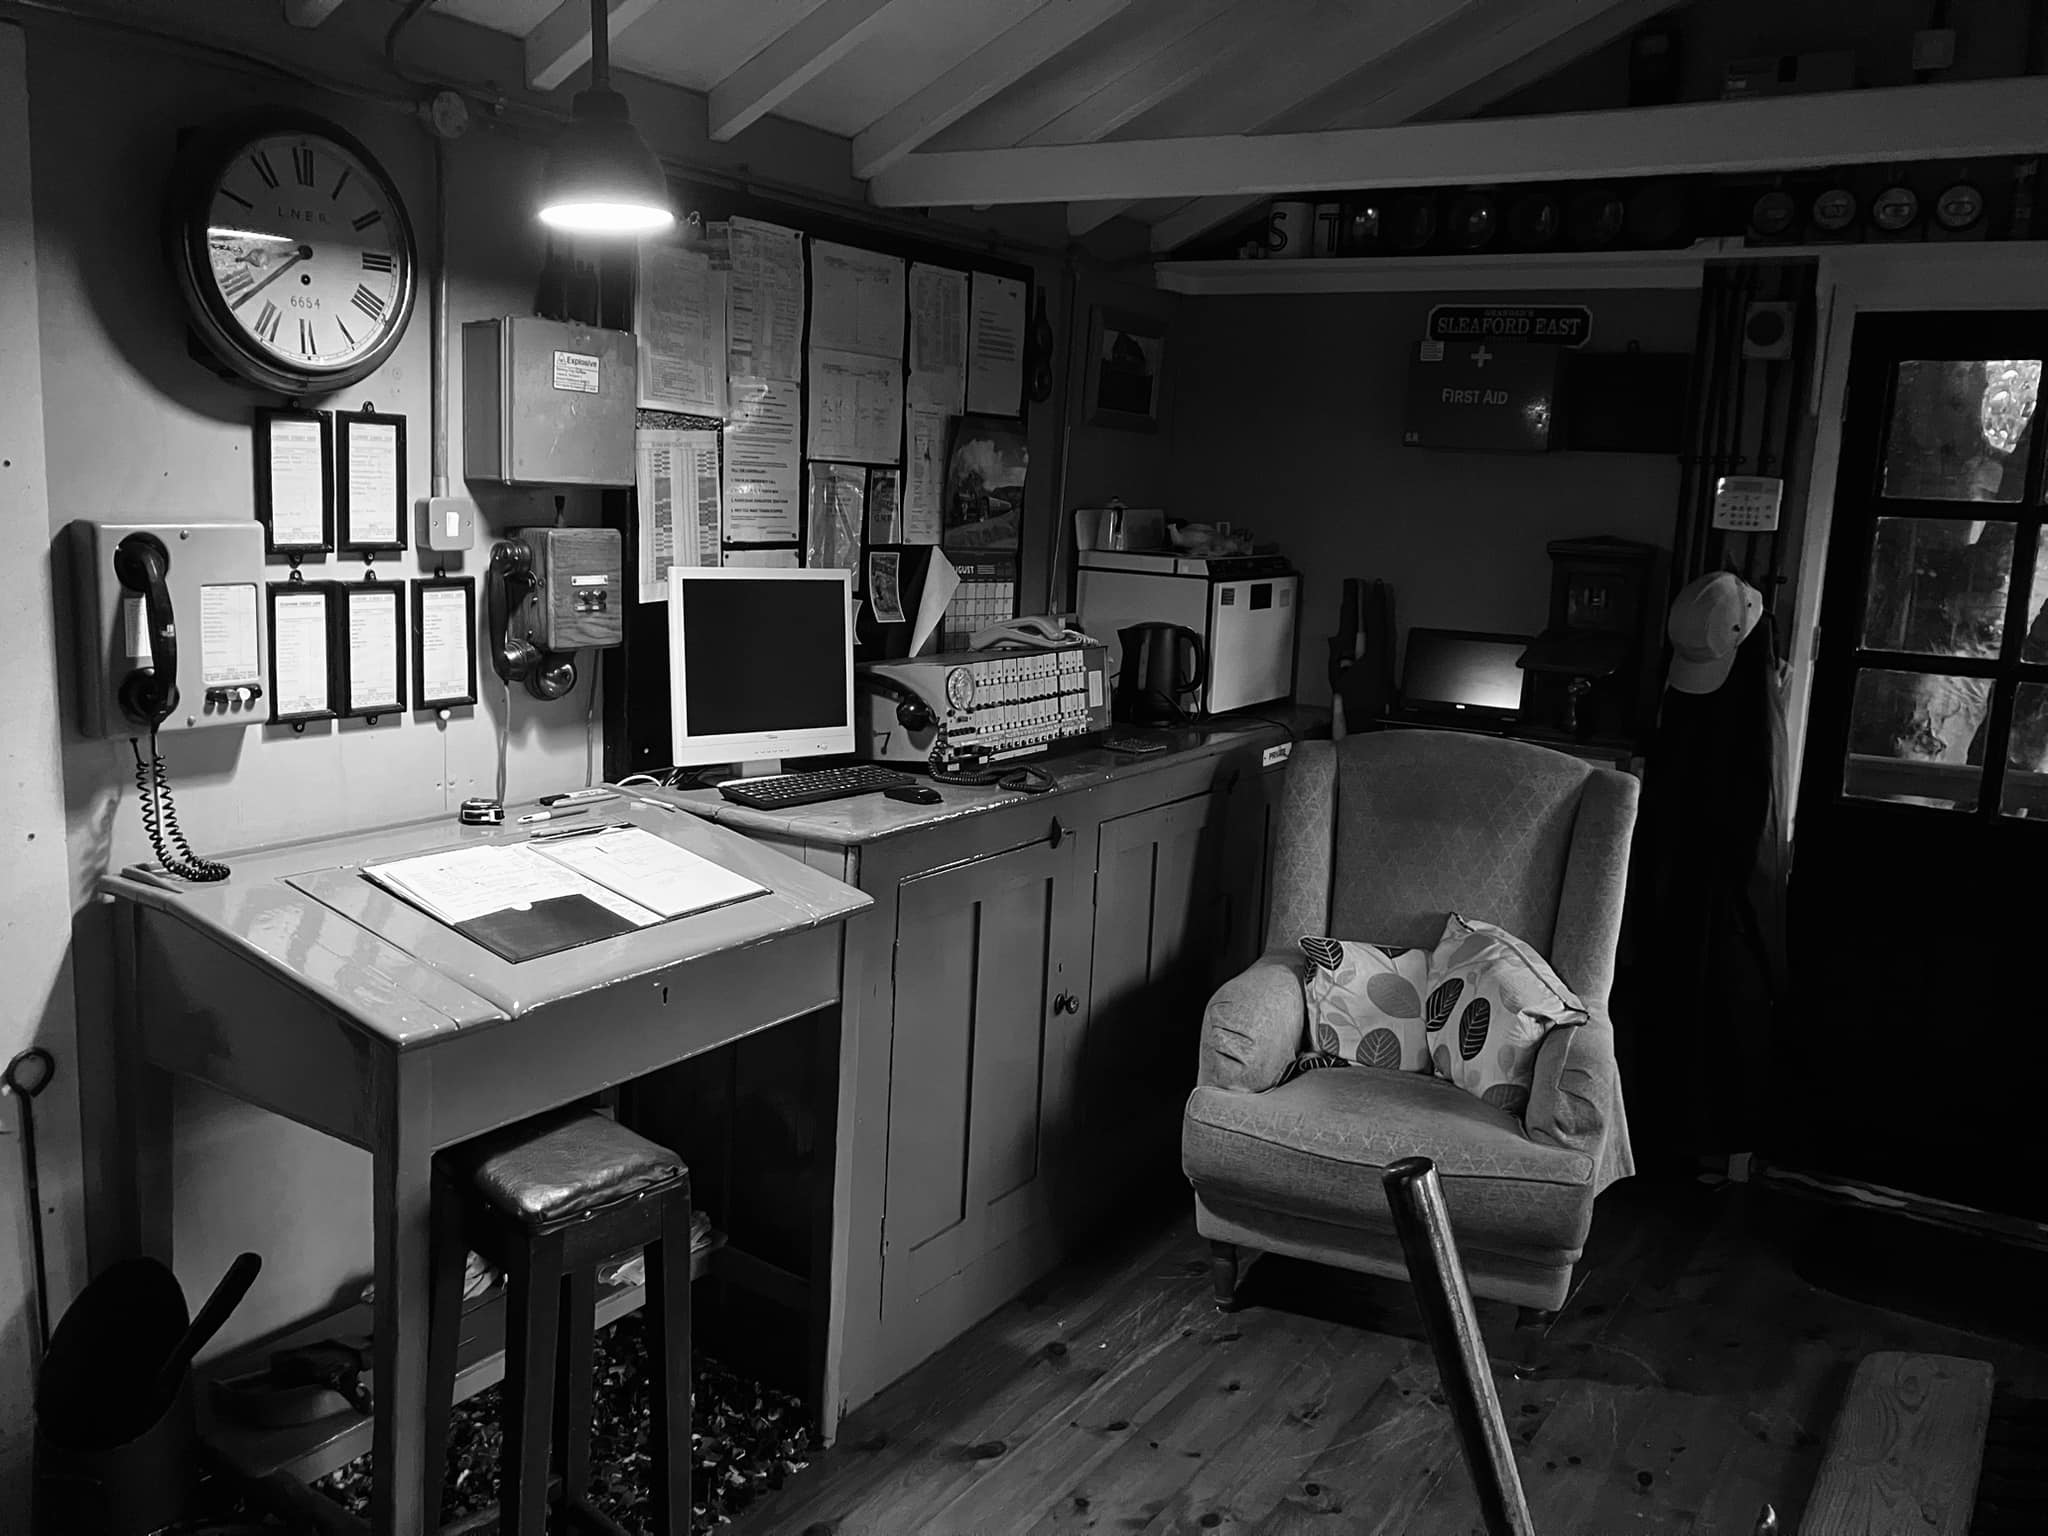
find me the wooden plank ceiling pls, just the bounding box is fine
[396,0,1678,250]
[389,0,2048,253]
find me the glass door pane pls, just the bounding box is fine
[1860,517,2015,656]
[2004,682,2048,817]
[1881,358,2039,502]
[1843,667,1990,810]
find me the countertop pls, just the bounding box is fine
[660,709,1322,848]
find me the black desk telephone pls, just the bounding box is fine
[115,532,230,883]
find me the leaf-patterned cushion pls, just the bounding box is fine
[1422,913,1588,1118]
[1296,937,1434,1075]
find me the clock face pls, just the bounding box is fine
[171,114,416,395]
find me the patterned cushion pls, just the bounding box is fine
[1296,937,1433,1073]
[1422,914,1587,1118]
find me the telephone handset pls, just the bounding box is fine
[486,541,578,701]
[113,532,230,883]
[114,534,178,725]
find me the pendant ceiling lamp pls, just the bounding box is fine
[537,0,674,234]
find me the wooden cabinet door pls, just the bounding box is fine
[880,835,1090,1325]
[1085,794,1222,1179]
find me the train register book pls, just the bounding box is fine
[363,825,768,962]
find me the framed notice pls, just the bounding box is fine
[254,408,333,556]
[266,582,338,725]
[337,579,406,719]
[411,576,478,709]
[336,409,408,553]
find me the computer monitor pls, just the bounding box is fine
[667,567,854,769]
[1398,628,1530,724]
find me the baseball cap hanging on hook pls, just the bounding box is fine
[1666,571,1763,695]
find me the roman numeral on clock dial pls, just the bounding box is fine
[250,151,279,189]
[351,285,388,321]
[254,301,281,345]
[361,250,395,273]
[299,318,316,356]
[293,146,316,186]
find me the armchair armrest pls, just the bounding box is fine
[1197,949,1306,1094]
[1524,1006,1634,1193]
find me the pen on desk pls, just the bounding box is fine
[634,797,676,814]
[517,805,590,825]
[530,820,628,842]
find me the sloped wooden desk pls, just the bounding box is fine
[100,804,870,1536]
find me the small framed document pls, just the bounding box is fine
[337,579,406,718]
[336,409,408,553]
[267,582,338,724]
[411,576,478,709]
[254,408,333,556]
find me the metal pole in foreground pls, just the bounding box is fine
[1382,1156,1536,1536]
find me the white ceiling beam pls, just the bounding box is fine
[282,0,351,26]
[1068,0,1484,249]
[525,0,666,92]
[1147,0,1683,253]
[872,77,2048,207]
[851,0,1136,181]
[1068,201,1130,236]
[709,0,902,142]
[935,0,1241,152]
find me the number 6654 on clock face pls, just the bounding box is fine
[166,110,419,397]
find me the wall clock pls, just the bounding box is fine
[166,111,418,397]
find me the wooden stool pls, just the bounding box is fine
[421,1108,693,1536]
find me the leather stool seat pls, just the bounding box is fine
[425,1108,694,1535]
[451,1108,686,1225]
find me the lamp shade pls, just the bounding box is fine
[538,87,673,235]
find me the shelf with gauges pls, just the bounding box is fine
[1153,238,2048,296]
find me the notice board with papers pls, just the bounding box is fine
[607,179,1038,780]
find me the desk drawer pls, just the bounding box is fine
[428,922,841,1148]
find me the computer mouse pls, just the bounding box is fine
[885,783,943,805]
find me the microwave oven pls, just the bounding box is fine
[1076,551,1299,716]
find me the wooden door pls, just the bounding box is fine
[1790,312,2048,1218]
[880,834,1090,1322]
[1085,794,1224,1184]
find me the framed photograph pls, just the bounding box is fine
[336,579,406,719]
[1084,308,1166,432]
[411,576,478,710]
[254,407,333,556]
[336,409,408,553]
[266,581,338,725]
[942,415,1027,551]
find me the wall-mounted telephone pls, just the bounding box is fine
[486,528,623,701]
[71,521,268,883]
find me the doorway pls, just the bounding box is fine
[1789,310,2048,1220]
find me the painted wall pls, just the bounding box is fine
[1051,272,1179,610]
[0,0,1072,1481]
[0,21,77,1504]
[1168,288,1698,706]
[28,24,596,1382]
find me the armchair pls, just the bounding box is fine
[1183,730,1638,1313]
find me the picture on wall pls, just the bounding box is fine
[1086,308,1165,431]
[943,415,1027,551]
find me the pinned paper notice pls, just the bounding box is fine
[910,547,959,658]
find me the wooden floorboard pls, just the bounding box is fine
[731,1181,2048,1536]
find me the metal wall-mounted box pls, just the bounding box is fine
[462,317,636,487]
[69,519,269,738]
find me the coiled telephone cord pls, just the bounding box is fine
[131,735,230,883]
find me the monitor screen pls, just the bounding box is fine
[1400,629,1529,715]
[668,568,854,766]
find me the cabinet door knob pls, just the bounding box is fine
[1053,991,1080,1015]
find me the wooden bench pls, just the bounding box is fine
[1801,1352,1995,1536]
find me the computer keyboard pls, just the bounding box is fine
[716,763,916,810]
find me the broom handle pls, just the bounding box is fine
[1382,1156,1536,1536]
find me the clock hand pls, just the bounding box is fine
[231,244,314,311]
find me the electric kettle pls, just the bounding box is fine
[1115,623,1207,723]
